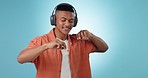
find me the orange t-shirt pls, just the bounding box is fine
[27,28,97,78]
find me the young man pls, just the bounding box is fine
[17,3,108,78]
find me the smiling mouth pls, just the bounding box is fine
[62,27,71,31]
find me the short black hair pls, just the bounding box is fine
[55,3,74,12]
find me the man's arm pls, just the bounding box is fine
[17,44,48,64]
[76,30,108,52]
[88,33,108,52]
[17,38,66,64]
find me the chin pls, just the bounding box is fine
[63,31,70,35]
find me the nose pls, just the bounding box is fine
[65,20,71,27]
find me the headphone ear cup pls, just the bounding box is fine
[73,16,78,27]
[50,15,56,26]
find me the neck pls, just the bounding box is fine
[54,28,68,40]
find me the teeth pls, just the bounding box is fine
[64,28,70,30]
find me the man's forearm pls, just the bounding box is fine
[17,44,48,64]
[89,33,108,52]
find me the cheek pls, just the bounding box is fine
[56,20,63,26]
[59,21,64,25]
[71,23,74,26]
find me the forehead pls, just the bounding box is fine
[55,11,75,19]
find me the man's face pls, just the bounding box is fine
[55,11,75,35]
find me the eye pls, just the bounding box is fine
[61,18,66,22]
[69,19,74,23]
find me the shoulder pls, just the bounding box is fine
[32,34,46,41]
[30,33,50,44]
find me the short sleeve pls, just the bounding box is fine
[27,36,42,48]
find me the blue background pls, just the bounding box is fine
[0,0,148,78]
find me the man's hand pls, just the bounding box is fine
[76,30,92,40]
[45,38,66,49]
[76,30,108,52]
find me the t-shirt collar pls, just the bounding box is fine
[47,28,72,45]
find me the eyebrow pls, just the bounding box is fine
[61,17,74,20]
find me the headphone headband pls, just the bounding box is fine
[50,3,78,27]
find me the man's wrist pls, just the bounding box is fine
[88,33,94,40]
[42,43,49,50]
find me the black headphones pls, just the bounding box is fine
[50,3,78,27]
